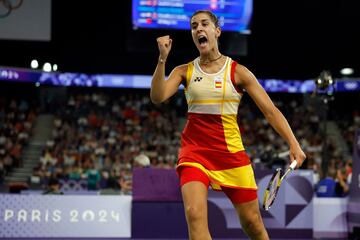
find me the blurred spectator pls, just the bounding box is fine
[133,153,150,168]
[43,178,64,195]
[83,161,101,190]
[316,166,350,198]
[0,159,4,185]
[68,164,82,181]
[335,168,349,197]
[316,167,338,197]
[345,159,353,184]
[119,169,132,195]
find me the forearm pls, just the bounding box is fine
[150,59,166,104]
[264,107,300,148]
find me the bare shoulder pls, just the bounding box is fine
[234,63,257,87]
[169,63,189,81]
[173,63,188,75]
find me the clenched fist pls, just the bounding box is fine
[156,35,172,61]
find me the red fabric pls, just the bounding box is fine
[179,166,209,188]
[179,167,257,204]
[181,113,229,151]
[230,61,242,93]
[178,113,250,171]
[222,186,257,204]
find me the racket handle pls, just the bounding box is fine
[289,160,298,170]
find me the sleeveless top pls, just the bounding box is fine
[177,56,257,191]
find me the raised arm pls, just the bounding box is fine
[150,35,186,104]
[235,64,306,167]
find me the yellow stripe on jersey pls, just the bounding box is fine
[221,114,245,152]
[188,99,241,104]
[178,162,257,190]
[220,61,229,115]
[185,62,194,90]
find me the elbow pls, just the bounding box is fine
[150,93,163,105]
[150,98,162,105]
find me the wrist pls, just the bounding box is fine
[158,57,166,64]
[289,139,300,148]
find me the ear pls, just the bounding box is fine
[215,27,221,38]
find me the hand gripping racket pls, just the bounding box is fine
[262,160,298,211]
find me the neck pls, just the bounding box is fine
[199,53,223,64]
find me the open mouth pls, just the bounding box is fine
[198,36,208,46]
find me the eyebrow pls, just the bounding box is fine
[191,19,210,26]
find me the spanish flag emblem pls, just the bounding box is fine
[215,77,222,89]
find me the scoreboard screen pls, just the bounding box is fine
[132,0,252,33]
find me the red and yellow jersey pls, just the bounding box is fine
[177,56,257,191]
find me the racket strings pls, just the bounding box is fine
[264,170,281,209]
[263,162,297,211]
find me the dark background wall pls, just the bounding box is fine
[0,0,359,79]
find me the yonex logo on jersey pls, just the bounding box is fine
[194,77,203,82]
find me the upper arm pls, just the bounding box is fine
[234,64,277,115]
